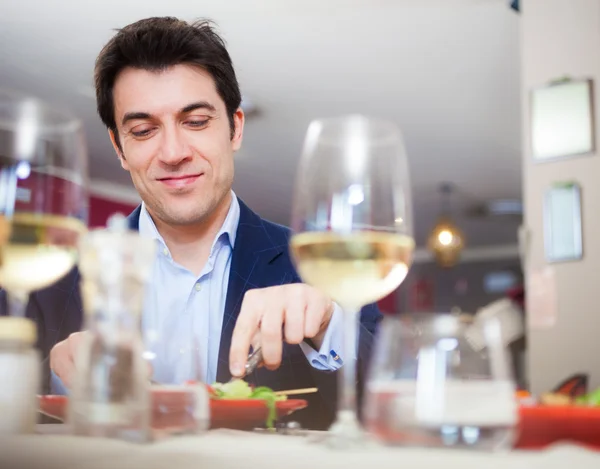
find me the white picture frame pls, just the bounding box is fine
[543,182,583,263]
[531,79,595,161]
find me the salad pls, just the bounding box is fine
[575,388,600,406]
[540,387,600,407]
[209,380,287,428]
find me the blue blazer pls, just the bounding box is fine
[2,199,382,429]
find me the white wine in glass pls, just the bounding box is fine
[0,213,85,296]
[291,231,413,309]
[0,90,88,315]
[290,115,414,446]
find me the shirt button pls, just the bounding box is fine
[162,247,169,256]
[194,283,202,292]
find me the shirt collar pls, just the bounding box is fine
[138,190,240,252]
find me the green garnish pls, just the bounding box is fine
[574,387,600,406]
[211,381,287,428]
[212,379,253,398]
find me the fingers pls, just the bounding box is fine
[260,301,284,370]
[229,284,335,376]
[283,287,305,345]
[304,299,325,339]
[49,340,70,387]
[68,331,85,357]
[304,291,332,339]
[229,290,264,377]
[50,331,85,388]
[250,332,261,351]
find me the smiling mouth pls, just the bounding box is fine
[157,174,203,188]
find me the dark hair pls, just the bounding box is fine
[94,17,241,148]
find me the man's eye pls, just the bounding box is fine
[187,120,209,128]
[131,127,154,137]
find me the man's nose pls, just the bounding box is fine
[158,125,192,165]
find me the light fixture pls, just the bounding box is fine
[427,182,465,268]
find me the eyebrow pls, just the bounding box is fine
[181,101,216,114]
[121,101,217,126]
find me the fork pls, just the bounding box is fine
[228,346,263,382]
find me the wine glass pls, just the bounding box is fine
[0,89,88,317]
[289,115,414,446]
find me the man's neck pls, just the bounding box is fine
[149,192,233,276]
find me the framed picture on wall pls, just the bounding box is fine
[530,78,595,162]
[543,182,583,263]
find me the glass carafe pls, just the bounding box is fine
[68,215,156,443]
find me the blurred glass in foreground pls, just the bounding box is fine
[0,316,39,435]
[68,216,153,443]
[0,89,88,317]
[364,313,517,451]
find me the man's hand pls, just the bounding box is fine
[50,331,154,389]
[49,331,87,388]
[229,283,335,377]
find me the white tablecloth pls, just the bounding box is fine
[0,428,598,469]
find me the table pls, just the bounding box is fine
[0,428,598,469]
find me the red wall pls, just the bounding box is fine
[14,170,138,229]
[89,195,137,228]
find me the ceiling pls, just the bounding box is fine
[0,0,522,248]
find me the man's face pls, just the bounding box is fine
[110,64,244,226]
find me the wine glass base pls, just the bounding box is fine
[310,410,368,449]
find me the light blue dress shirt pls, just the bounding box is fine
[51,192,344,393]
[140,192,344,385]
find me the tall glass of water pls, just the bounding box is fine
[290,115,414,446]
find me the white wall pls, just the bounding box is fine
[522,0,600,394]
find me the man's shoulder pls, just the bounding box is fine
[258,217,292,240]
[248,216,294,257]
[237,199,292,246]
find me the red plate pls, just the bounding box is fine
[516,405,600,450]
[38,391,307,431]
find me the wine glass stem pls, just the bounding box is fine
[337,306,360,419]
[8,291,28,318]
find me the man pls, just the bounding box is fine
[17,17,381,429]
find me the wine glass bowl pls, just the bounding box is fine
[289,115,414,446]
[291,230,413,310]
[0,89,88,314]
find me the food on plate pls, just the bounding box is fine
[522,374,597,407]
[540,392,573,406]
[209,380,287,428]
[551,373,589,398]
[574,387,600,406]
[539,387,600,407]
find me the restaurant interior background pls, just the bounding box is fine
[0,0,598,395]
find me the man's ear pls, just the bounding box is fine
[108,129,129,171]
[231,108,245,152]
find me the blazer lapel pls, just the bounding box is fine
[126,206,142,231]
[216,199,288,382]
